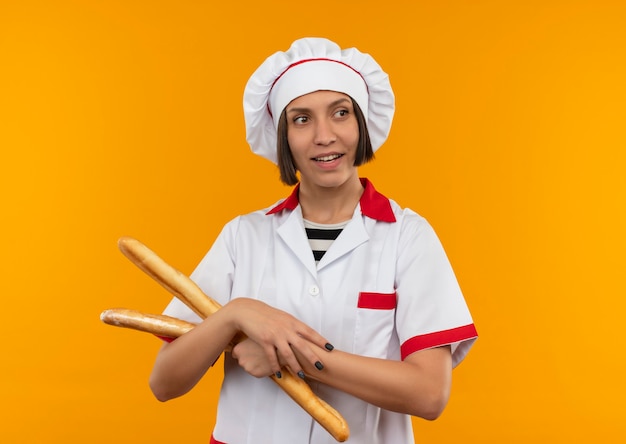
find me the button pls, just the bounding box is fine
[309,285,320,296]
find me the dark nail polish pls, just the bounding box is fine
[275,371,282,379]
[315,361,324,371]
[297,370,306,380]
[325,343,334,351]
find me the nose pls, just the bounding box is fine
[313,119,336,146]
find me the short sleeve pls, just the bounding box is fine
[395,213,477,367]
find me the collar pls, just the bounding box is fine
[266,178,396,222]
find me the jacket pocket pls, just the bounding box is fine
[353,291,397,357]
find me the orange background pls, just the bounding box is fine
[2,0,625,442]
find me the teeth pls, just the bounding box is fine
[315,154,342,162]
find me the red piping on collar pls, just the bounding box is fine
[266,178,396,223]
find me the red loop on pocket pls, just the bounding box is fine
[357,292,397,309]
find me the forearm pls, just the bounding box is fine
[298,346,452,420]
[149,306,238,401]
[150,297,333,401]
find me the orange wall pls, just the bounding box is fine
[2,0,625,442]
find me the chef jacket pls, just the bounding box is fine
[163,178,477,444]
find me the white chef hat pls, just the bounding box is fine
[243,37,395,164]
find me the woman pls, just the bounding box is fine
[149,37,477,444]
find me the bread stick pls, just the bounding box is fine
[100,307,237,351]
[100,308,196,338]
[269,371,350,442]
[116,236,350,442]
[118,236,222,317]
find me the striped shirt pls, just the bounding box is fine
[303,219,348,263]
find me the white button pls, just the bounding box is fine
[309,285,320,296]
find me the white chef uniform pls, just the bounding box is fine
[163,178,477,444]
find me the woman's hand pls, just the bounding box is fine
[224,297,332,378]
[231,337,281,377]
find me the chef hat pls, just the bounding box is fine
[243,37,395,164]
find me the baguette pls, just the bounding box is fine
[114,236,350,442]
[118,236,222,317]
[269,370,350,442]
[100,308,196,338]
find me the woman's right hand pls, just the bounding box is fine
[224,297,332,378]
[231,337,279,378]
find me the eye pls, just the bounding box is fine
[293,115,309,124]
[334,109,349,118]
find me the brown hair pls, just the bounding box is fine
[276,98,374,185]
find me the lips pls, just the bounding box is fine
[313,153,344,162]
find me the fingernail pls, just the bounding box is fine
[325,343,334,351]
[315,361,324,371]
[297,370,306,380]
[275,371,282,379]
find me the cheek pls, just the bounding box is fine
[287,131,307,156]
[351,133,360,150]
[346,124,360,152]
[286,132,296,150]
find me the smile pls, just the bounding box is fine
[313,154,344,162]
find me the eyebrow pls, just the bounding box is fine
[286,97,351,114]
